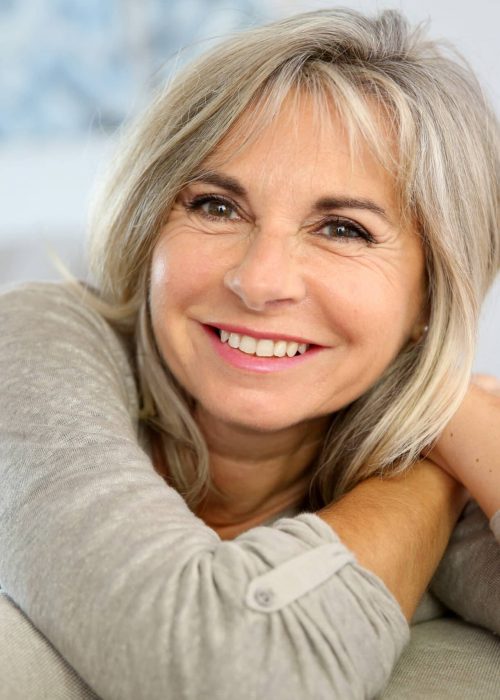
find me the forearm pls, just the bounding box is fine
[431,384,500,519]
[316,460,467,622]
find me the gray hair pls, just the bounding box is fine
[83,8,500,509]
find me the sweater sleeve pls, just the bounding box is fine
[429,500,500,635]
[0,282,409,700]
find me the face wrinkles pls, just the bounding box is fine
[150,94,425,437]
[172,172,409,297]
[194,143,409,256]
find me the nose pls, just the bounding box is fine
[223,229,307,311]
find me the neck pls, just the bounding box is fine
[193,407,330,534]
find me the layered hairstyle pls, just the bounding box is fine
[80,8,500,509]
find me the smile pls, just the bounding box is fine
[201,324,323,374]
[218,329,309,358]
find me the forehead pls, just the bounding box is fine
[198,91,401,210]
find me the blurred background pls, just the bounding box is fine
[1,0,498,372]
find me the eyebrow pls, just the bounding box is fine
[190,170,391,224]
[313,196,390,223]
[190,171,247,197]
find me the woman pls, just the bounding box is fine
[0,8,499,699]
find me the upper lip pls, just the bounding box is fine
[206,323,320,346]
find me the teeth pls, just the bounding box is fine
[228,333,240,349]
[273,340,287,357]
[239,335,257,354]
[256,339,275,357]
[219,330,309,357]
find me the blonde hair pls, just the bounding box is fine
[81,8,500,509]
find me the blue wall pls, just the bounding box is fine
[0,0,274,140]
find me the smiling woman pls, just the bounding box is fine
[1,7,500,700]
[148,96,426,528]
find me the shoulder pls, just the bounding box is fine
[0,279,98,321]
[0,280,140,420]
[1,280,112,332]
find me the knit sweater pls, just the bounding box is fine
[0,282,499,700]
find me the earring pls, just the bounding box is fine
[412,323,429,343]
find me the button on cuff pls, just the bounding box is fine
[245,542,356,612]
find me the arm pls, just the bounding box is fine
[426,377,500,635]
[430,380,500,519]
[0,283,411,700]
[316,461,468,622]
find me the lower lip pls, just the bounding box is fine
[201,325,324,374]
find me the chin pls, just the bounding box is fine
[196,399,312,434]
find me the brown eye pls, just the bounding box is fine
[186,195,240,221]
[318,217,373,243]
[202,200,237,219]
[325,223,359,239]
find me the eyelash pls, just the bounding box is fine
[184,194,241,221]
[184,194,375,244]
[317,216,375,244]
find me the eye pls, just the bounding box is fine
[317,217,374,244]
[185,195,240,221]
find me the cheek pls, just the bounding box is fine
[149,243,173,323]
[150,235,215,313]
[317,258,423,350]
[150,246,169,298]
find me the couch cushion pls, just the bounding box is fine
[381,616,500,699]
[0,591,97,700]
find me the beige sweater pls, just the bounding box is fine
[0,282,499,700]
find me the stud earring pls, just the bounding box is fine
[412,323,429,343]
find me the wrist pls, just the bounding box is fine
[431,385,500,518]
[430,384,486,477]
